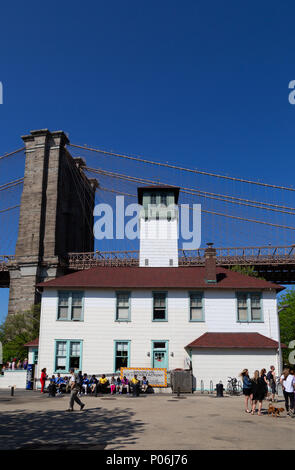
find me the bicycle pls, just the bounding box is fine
[226,376,242,395]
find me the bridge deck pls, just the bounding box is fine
[1,246,295,286]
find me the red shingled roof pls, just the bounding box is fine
[37,266,283,290]
[186,332,281,349]
[24,337,39,347]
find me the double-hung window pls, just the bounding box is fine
[57,291,84,321]
[237,292,262,322]
[55,340,82,372]
[189,292,204,321]
[114,341,130,372]
[116,292,130,321]
[153,292,167,321]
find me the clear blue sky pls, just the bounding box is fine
[0,1,295,321]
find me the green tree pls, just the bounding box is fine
[229,265,263,278]
[0,304,40,364]
[278,289,295,367]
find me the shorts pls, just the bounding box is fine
[243,388,252,396]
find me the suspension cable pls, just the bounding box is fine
[86,167,295,215]
[99,186,295,231]
[0,147,25,161]
[70,143,295,192]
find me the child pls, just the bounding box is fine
[141,376,149,393]
[110,376,116,394]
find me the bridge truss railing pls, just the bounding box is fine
[1,245,294,271]
[66,245,295,269]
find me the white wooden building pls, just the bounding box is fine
[36,186,283,389]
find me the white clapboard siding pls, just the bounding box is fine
[37,288,278,379]
[191,349,279,391]
[139,218,178,267]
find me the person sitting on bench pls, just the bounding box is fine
[141,376,149,393]
[119,376,130,394]
[89,375,98,394]
[82,373,90,395]
[95,374,109,395]
[130,375,140,396]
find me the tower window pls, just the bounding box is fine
[151,194,157,204]
[161,194,167,206]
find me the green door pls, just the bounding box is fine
[152,341,168,369]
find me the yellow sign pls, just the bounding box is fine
[120,367,167,387]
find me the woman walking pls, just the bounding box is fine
[240,369,253,413]
[40,368,47,393]
[251,370,267,416]
[280,368,295,415]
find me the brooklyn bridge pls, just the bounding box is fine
[0,129,294,315]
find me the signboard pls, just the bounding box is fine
[26,364,34,390]
[120,367,167,387]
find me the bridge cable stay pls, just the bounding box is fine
[96,185,295,231]
[0,148,25,255]
[69,143,295,249]
[85,167,295,215]
[69,143,295,192]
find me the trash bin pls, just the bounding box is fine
[216,382,224,397]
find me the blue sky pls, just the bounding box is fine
[0,1,295,321]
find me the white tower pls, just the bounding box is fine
[138,186,179,267]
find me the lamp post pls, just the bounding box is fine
[277,304,290,376]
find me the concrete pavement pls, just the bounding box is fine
[0,390,294,450]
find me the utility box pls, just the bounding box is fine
[171,369,193,393]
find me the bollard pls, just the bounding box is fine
[216,382,224,397]
[201,380,204,394]
[177,387,180,397]
[10,386,14,396]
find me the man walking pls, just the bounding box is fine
[266,365,277,402]
[66,369,85,412]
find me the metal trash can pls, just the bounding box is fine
[216,382,224,397]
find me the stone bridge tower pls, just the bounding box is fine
[8,129,98,315]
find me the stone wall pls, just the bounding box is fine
[8,129,97,316]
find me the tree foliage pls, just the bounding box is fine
[0,304,40,363]
[229,265,264,279]
[278,289,295,366]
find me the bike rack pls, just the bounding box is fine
[209,380,214,394]
[200,380,204,394]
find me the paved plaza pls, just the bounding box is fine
[0,390,294,450]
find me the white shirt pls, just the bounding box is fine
[281,374,295,393]
[69,374,77,385]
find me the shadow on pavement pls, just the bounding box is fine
[0,406,145,450]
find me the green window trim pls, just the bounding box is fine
[115,291,131,322]
[57,291,84,322]
[54,339,83,373]
[236,292,263,323]
[189,291,205,322]
[152,291,168,322]
[113,340,131,373]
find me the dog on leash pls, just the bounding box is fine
[268,403,285,417]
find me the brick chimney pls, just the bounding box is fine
[204,242,217,283]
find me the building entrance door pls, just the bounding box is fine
[152,341,168,369]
